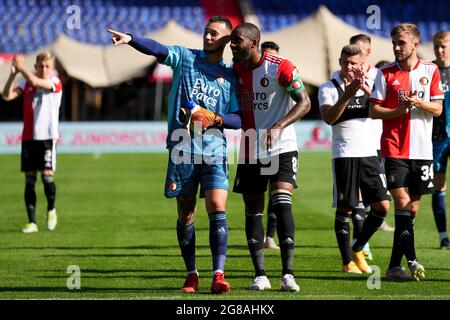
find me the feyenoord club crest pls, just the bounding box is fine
[419,76,429,85]
[260,76,269,87]
[169,181,177,191]
[216,76,225,84]
[292,80,303,90]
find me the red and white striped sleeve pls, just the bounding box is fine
[277,59,305,93]
[369,69,386,104]
[430,66,444,101]
[49,76,62,93]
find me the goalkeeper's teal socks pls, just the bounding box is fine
[432,191,447,234]
[176,220,196,273]
[209,211,228,273]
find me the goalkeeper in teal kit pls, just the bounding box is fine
[108,16,241,294]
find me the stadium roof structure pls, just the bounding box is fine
[0,6,435,88]
[262,6,435,87]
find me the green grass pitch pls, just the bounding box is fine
[0,152,449,300]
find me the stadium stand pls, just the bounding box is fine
[0,0,445,81]
[0,0,206,53]
[253,0,448,42]
[200,0,244,29]
[0,0,446,54]
[0,0,447,123]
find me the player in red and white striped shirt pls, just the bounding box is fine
[230,23,311,292]
[369,24,444,281]
[2,52,62,234]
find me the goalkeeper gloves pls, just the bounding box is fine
[191,106,223,129]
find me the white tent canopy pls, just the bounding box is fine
[262,5,435,86]
[0,6,436,89]
[0,21,204,88]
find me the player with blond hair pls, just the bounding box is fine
[2,52,62,233]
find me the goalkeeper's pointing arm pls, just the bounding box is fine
[107,28,169,62]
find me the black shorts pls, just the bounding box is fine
[384,158,434,196]
[233,151,298,194]
[333,156,391,208]
[377,150,386,174]
[21,140,56,172]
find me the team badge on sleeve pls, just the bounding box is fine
[287,77,304,93]
[286,68,304,93]
[292,80,302,90]
[169,181,178,191]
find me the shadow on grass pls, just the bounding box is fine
[302,275,450,283]
[34,273,256,280]
[40,253,209,258]
[38,253,254,258]
[382,278,450,283]
[0,286,178,293]
[27,268,259,277]
[426,267,450,271]
[1,244,250,250]
[298,275,369,281]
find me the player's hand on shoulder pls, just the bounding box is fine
[107,29,132,46]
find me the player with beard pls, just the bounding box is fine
[108,16,241,294]
[369,24,443,280]
[230,23,311,292]
[260,41,281,250]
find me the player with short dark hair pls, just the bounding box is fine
[260,40,281,250]
[370,23,444,280]
[230,23,311,292]
[349,34,371,46]
[349,34,396,261]
[108,15,241,294]
[375,60,391,69]
[2,52,62,234]
[319,44,391,274]
[431,30,450,250]
[261,41,279,55]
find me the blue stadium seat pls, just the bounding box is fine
[429,22,439,39]
[417,22,430,42]
[439,21,449,32]
[342,15,355,28]
[2,0,444,54]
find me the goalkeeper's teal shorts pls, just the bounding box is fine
[164,150,229,199]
